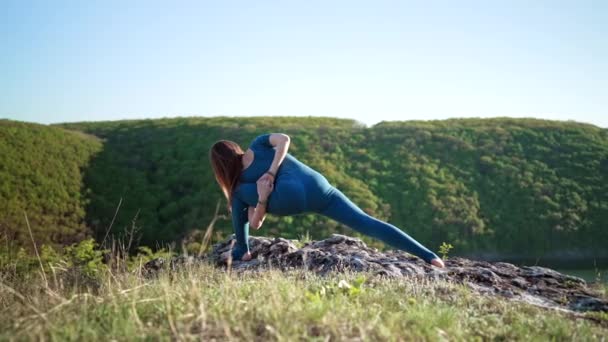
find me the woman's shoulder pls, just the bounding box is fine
[249,134,272,150]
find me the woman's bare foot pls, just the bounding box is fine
[430,258,445,268]
[241,252,252,261]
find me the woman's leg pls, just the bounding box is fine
[317,187,439,263]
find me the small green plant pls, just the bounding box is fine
[305,275,367,301]
[438,242,454,260]
[299,230,312,244]
[127,246,174,270]
[40,244,62,272]
[63,238,107,278]
[293,231,312,248]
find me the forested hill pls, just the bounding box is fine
[0,119,102,247]
[1,117,607,260]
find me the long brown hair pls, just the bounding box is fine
[209,140,244,210]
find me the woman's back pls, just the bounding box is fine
[234,134,333,215]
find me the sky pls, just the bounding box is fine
[1,0,607,128]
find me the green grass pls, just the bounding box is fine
[1,263,607,341]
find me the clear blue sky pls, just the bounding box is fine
[1,0,606,127]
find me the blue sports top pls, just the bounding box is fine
[228,134,440,264]
[230,134,334,233]
[232,134,333,259]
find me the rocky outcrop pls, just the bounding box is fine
[145,234,608,314]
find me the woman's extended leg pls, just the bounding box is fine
[317,187,439,263]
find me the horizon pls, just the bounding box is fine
[1,1,607,128]
[4,114,606,130]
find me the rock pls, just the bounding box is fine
[144,234,607,314]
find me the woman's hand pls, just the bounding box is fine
[256,177,274,200]
[258,172,275,186]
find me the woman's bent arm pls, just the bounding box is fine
[249,177,273,229]
[267,133,290,176]
[248,206,267,230]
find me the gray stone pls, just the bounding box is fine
[144,234,607,314]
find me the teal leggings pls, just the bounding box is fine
[315,187,438,263]
[232,186,439,264]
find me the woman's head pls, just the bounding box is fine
[209,140,244,207]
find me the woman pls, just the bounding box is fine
[210,133,445,267]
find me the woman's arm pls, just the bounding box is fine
[230,198,250,259]
[248,206,267,230]
[248,177,273,229]
[248,204,267,230]
[264,133,290,180]
[245,133,289,229]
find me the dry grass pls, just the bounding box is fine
[1,261,607,341]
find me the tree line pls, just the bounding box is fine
[1,116,606,261]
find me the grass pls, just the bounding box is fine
[1,262,607,341]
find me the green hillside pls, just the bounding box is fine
[54,117,379,248]
[365,119,608,259]
[2,117,607,260]
[0,119,102,248]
